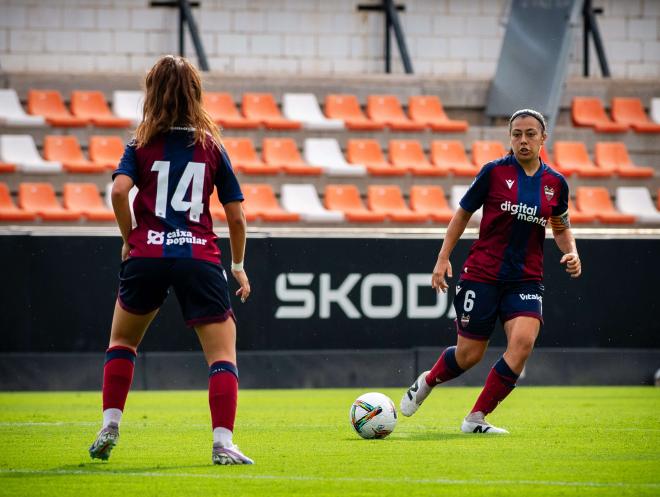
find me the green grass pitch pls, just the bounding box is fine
[1,387,659,497]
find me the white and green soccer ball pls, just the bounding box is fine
[349,392,397,439]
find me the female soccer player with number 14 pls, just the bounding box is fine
[88,55,253,465]
[401,109,582,433]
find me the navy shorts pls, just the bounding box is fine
[118,257,234,326]
[453,279,544,341]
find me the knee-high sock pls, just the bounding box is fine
[102,346,136,412]
[470,357,519,415]
[209,361,238,432]
[426,346,465,386]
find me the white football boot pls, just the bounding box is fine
[212,443,254,465]
[400,371,433,417]
[460,411,508,434]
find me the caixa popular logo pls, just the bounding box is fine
[274,273,456,320]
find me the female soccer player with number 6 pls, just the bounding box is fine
[401,109,581,433]
[88,55,253,464]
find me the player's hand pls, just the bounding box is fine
[121,242,130,261]
[560,252,581,278]
[432,256,452,294]
[232,269,251,303]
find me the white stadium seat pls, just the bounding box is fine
[0,135,62,173]
[615,187,660,224]
[303,138,366,177]
[105,182,138,226]
[651,98,660,124]
[282,93,344,130]
[112,91,144,125]
[280,183,344,223]
[0,89,46,127]
[450,184,482,223]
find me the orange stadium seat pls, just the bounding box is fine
[409,185,454,223]
[262,138,322,175]
[430,140,476,176]
[540,146,556,168]
[43,135,105,174]
[471,140,507,166]
[209,187,258,222]
[346,139,406,176]
[567,198,596,224]
[222,137,267,173]
[0,182,36,221]
[19,183,81,221]
[389,140,445,176]
[0,162,16,173]
[242,93,301,130]
[70,91,131,128]
[408,96,468,132]
[63,183,115,221]
[571,97,628,133]
[367,185,428,223]
[554,141,611,177]
[594,142,654,178]
[610,97,660,133]
[242,184,300,222]
[575,187,635,224]
[367,95,426,131]
[324,94,384,131]
[324,184,386,223]
[88,135,125,171]
[204,92,260,129]
[28,90,88,127]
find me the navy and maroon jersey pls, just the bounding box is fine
[112,128,243,264]
[459,154,569,283]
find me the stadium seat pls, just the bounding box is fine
[324,184,386,223]
[203,93,259,129]
[208,189,227,222]
[324,94,384,131]
[282,93,344,130]
[19,183,81,221]
[450,185,482,222]
[263,138,322,175]
[105,182,137,226]
[43,135,105,173]
[575,186,635,224]
[222,137,271,174]
[346,139,406,176]
[0,182,36,221]
[409,185,454,223]
[303,138,366,177]
[367,95,426,131]
[610,97,660,133]
[571,97,628,133]
[554,141,611,177]
[242,184,300,222]
[367,185,428,223]
[539,146,556,168]
[408,96,468,132]
[471,140,507,166]
[593,142,654,178]
[430,140,476,176]
[0,135,62,173]
[0,89,46,127]
[567,198,596,224]
[63,183,115,221]
[27,90,88,127]
[615,187,660,224]
[0,162,16,173]
[89,135,125,171]
[70,91,131,128]
[280,184,344,223]
[389,140,445,176]
[651,98,660,124]
[112,91,144,125]
[242,93,301,130]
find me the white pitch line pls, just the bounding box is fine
[1,469,658,489]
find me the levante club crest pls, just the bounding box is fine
[544,185,554,201]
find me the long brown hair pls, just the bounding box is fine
[134,55,221,148]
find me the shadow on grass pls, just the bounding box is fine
[342,432,467,442]
[55,462,212,473]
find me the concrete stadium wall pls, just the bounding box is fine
[1,0,659,79]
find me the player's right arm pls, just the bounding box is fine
[432,207,472,293]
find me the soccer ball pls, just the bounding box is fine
[349,392,397,439]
